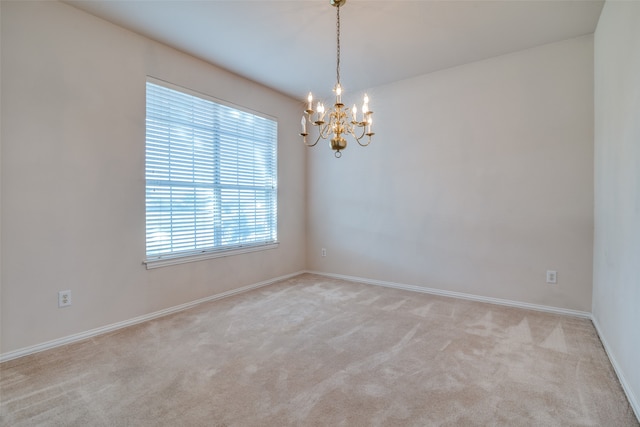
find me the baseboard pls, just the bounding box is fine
[0,271,305,363]
[591,316,640,422]
[305,270,592,319]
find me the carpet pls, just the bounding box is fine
[1,273,638,426]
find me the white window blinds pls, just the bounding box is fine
[145,80,278,263]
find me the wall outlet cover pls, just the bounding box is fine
[58,290,72,307]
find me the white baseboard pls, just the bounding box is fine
[306,270,592,318]
[591,316,640,422]
[0,271,305,363]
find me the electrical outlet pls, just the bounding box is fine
[321,248,327,257]
[546,270,557,284]
[58,290,72,307]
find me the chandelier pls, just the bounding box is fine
[300,0,374,158]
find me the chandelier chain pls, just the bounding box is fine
[336,4,341,85]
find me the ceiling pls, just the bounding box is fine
[65,0,604,100]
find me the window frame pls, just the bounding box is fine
[143,77,278,269]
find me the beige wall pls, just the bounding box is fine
[308,36,595,312]
[593,0,640,415]
[0,1,306,354]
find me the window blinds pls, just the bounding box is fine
[145,80,277,260]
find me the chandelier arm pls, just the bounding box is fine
[350,126,366,145]
[345,122,355,136]
[318,122,331,140]
[302,132,322,147]
[357,136,372,147]
[349,125,373,147]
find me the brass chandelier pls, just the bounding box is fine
[300,0,374,158]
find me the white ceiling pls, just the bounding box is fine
[65,0,604,100]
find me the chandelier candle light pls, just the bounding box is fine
[300,0,374,158]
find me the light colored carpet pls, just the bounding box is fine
[1,273,637,426]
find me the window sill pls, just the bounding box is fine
[143,242,279,270]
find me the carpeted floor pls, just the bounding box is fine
[1,273,638,426]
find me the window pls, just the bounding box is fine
[144,79,278,268]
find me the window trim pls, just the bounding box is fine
[143,77,279,269]
[143,242,279,270]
